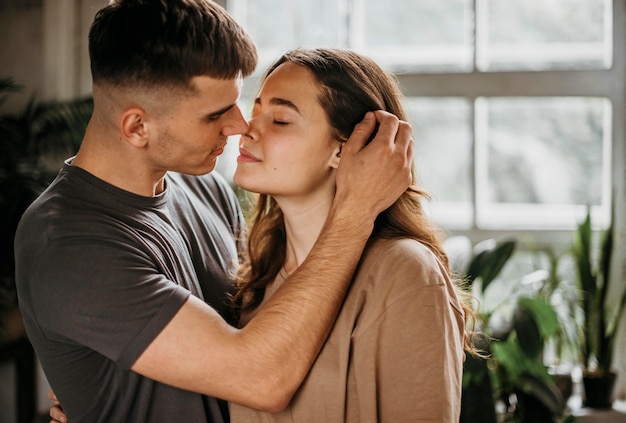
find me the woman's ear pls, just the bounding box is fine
[328,143,342,169]
[120,107,149,148]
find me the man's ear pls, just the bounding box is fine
[120,107,149,148]
[328,143,342,169]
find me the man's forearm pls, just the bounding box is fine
[237,205,374,410]
[131,111,412,411]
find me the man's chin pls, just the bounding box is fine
[175,160,217,176]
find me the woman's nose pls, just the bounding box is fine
[241,131,257,144]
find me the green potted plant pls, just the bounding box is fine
[534,248,579,403]
[455,238,569,422]
[457,238,515,423]
[572,207,626,408]
[490,294,565,422]
[0,77,92,337]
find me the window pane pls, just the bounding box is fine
[477,0,612,71]
[229,0,348,73]
[231,0,474,74]
[361,0,473,72]
[405,97,473,228]
[475,97,611,229]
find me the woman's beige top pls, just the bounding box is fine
[230,237,466,422]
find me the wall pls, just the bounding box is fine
[0,0,44,114]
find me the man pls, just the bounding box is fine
[15,1,413,422]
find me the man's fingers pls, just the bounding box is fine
[48,389,65,423]
[344,111,377,152]
[49,404,66,423]
[334,109,414,219]
[396,120,413,150]
[397,121,415,184]
[370,110,400,146]
[344,110,408,156]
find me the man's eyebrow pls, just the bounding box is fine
[254,97,302,115]
[206,103,236,119]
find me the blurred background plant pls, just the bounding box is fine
[0,76,92,326]
[447,236,576,422]
[572,207,626,408]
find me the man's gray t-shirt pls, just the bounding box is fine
[15,162,244,422]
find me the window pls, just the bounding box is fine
[476,0,612,72]
[411,96,611,231]
[224,0,621,248]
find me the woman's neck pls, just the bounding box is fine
[276,194,334,275]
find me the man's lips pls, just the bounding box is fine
[211,145,226,156]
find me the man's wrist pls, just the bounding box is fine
[325,202,375,243]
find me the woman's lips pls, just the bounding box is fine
[237,147,260,163]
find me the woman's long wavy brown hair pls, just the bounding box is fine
[232,48,479,354]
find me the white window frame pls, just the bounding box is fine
[226,0,625,253]
[44,0,623,253]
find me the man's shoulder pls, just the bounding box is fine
[168,171,230,193]
[16,174,71,237]
[167,171,241,220]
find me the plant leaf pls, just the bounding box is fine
[518,296,560,338]
[466,239,516,294]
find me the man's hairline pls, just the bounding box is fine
[93,70,244,97]
[92,72,245,119]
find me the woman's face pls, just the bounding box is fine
[233,62,341,201]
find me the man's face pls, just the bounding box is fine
[149,74,249,176]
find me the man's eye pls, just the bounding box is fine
[206,115,221,122]
[273,120,289,126]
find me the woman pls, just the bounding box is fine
[230,48,476,422]
[48,48,475,422]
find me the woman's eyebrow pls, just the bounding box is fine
[254,96,302,115]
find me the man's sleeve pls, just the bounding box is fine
[30,236,190,368]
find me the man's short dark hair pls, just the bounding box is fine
[89,0,258,89]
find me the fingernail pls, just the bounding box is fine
[364,111,374,120]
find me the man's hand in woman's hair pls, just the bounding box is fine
[334,110,413,221]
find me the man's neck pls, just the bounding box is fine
[72,126,167,197]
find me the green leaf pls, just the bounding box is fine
[492,339,527,381]
[516,373,565,416]
[466,239,516,294]
[517,297,560,339]
[573,209,595,294]
[513,306,542,359]
[493,337,554,383]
